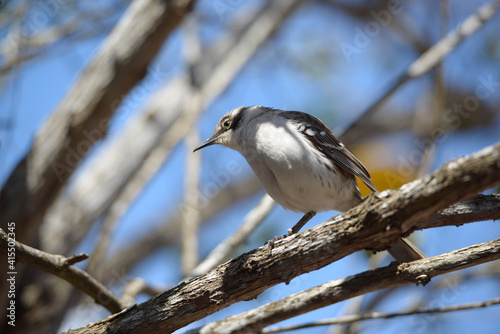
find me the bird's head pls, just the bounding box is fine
[193,107,244,152]
[194,106,269,152]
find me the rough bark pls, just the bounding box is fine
[65,143,500,334]
[0,229,125,314]
[188,238,500,334]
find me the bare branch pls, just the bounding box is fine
[181,130,203,275]
[0,229,125,314]
[64,142,500,334]
[424,193,500,228]
[409,0,500,77]
[193,239,500,334]
[267,294,500,332]
[180,17,204,275]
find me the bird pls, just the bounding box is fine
[193,106,425,262]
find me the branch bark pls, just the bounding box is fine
[65,142,500,334]
[262,296,500,333]
[423,193,500,228]
[0,229,125,314]
[191,239,500,333]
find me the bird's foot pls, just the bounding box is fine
[265,234,287,249]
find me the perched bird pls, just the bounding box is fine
[194,106,425,262]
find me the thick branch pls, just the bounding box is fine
[0,229,125,313]
[65,143,500,334]
[193,239,500,333]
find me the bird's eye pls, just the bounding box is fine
[223,120,232,129]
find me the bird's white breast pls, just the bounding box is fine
[238,115,360,213]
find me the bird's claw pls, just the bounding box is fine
[265,234,287,249]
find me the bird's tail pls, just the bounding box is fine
[388,238,426,263]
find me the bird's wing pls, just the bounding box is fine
[280,111,378,193]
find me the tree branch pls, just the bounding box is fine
[0,229,125,314]
[192,239,500,333]
[263,296,500,333]
[181,130,203,275]
[424,193,500,228]
[121,278,166,308]
[65,142,500,334]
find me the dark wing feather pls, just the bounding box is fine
[280,111,378,193]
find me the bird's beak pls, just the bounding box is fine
[193,134,220,152]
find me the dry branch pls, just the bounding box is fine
[121,278,166,308]
[0,229,125,314]
[192,239,500,334]
[424,193,500,228]
[181,131,203,275]
[65,142,500,334]
[263,296,500,333]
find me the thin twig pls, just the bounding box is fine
[0,228,125,313]
[189,194,275,278]
[65,253,89,266]
[100,177,262,283]
[121,278,166,308]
